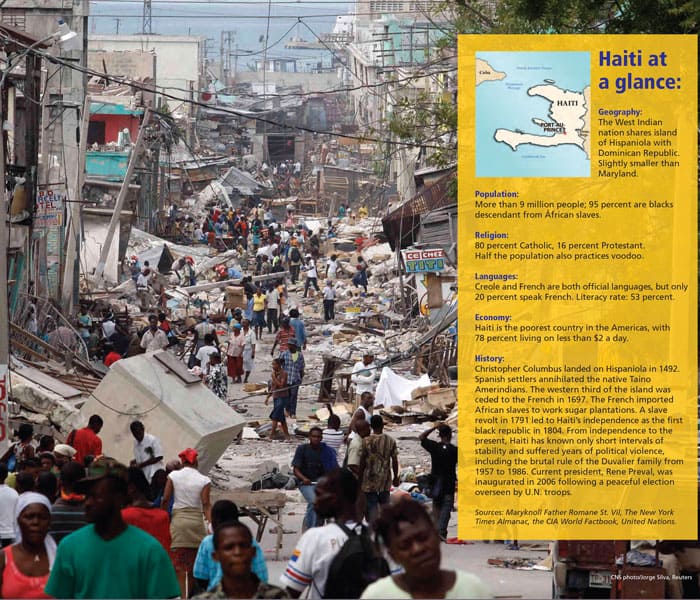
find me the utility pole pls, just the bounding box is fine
[94,108,151,284]
[225,31,235,85]
[203,37,215,80]
[61,96,91,313]
[0,82,9,457]
[142,0,153,35]
[114,18,121,34]
[219,32,225,82]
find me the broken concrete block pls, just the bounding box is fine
[78,351,244,474]
[246,459,280,482]
[9,375,83,437]
[411,384,439,401]
[426,388,456,411]
[333,403,353,416]
[242,427,259,439]
[314,406,331,422]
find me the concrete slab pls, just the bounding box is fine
[79,351,244,472]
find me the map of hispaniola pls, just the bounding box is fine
[475,52,591,178]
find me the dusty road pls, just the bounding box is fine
[209,292,552,599]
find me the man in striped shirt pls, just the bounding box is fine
[50,462,87,543]
[281,469,360,599]
[270,318,293,356]
[322,408,344,459]
[280,339,305,419]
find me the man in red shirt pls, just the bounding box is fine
[103,343,121,368]
[122,467,171,550]
[68,415,104,465]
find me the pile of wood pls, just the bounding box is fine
[380,385,457,425]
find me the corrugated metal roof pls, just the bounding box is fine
[220,165,271,196]
[382,169,456,250]
[420,204,456,225]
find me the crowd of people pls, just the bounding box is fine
[41,198,371,386]
[0,186,487,597]
[0,395,472,600]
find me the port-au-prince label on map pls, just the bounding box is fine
[457,35,697,540]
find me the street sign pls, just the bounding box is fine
[0,364,7,457]
[35,190,64,228]
[401,248,446,273]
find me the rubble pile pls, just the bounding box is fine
[7,152,458,525]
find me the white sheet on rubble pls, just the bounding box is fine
[374,367,431,408]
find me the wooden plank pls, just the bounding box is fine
[179,271,289,295]
[58,374,101,394]
[179,280,242,294]
[13,365,83,399]
[152,351,201,384]
[10,323,62,358]
[9,339,49,363]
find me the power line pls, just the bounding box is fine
[88,10,436,18]
[1,32,446,150]
[91,0,354,4]
[226,66,455,101]
[90,0,444,5]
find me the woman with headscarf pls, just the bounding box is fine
[0,492,55,598]
[161,449,211,598]
[226,323,245,384]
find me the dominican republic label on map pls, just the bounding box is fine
[457,35,697,540]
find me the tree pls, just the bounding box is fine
[492,0,698,34]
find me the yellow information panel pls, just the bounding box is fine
[457,35,697,540]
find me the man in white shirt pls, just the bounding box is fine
[345,419,371,478]
[325,255,339,280]
[129,421,164,484]
[140,314,168,353]
[303,256,320,298]
[266,286,281,334]
[101,314,116,339]
[348,391,374,443]
[0,462,18,546]
[136,270,149,289]
[322,281,335,321]
[195,333,218,375]
[351,353,377,397]
[136,269,152,310]
[281,469,362,599]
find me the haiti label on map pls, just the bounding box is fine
[458,35,697,540]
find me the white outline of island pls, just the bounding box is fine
[494,83,590,159]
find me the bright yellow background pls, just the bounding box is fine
[457,35,697,539]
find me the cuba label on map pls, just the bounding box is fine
[457,35,697,540]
